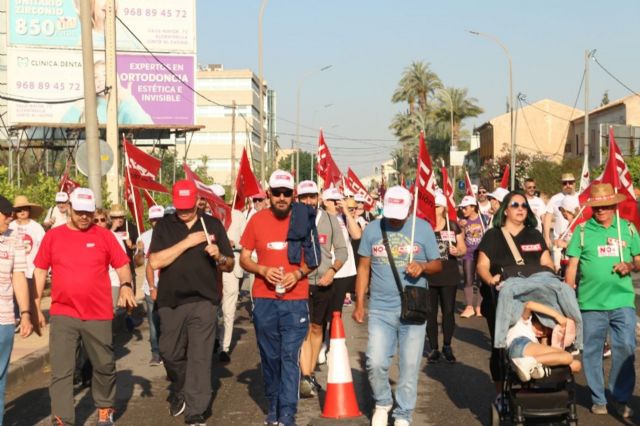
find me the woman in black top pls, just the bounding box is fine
[426,195,466,363]
[476,191,554,402]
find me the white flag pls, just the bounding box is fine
[579,155,590,193]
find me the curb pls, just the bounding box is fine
[7,346,50,389]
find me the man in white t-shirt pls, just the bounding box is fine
[523,178,546,232]
[543,173,577,269]
[43,192,70,230]
[477,185,491,216]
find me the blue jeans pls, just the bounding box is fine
[253,298,308,426]
[0,324,14,426]
[144,295,159,356]
[366,308,426,423]
[582,308,636,406]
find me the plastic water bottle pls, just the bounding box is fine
[275,266,286,297]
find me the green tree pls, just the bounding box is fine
[277,151,314,182]
[391,62,442,113]
[435,87,483,149]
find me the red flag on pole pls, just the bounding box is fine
[499,164,510,189]
[345,168,375,211]
[59,160,80,194]
[317,130,342,189]
[182,163,232,229]
[234,148,263,210]
[415,131,437,227]
[441,166,457,222]
[464,171,474,197]
[124,173,145,233]
[123,138,169,193]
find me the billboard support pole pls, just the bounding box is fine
[79,0,103,206]
[105,0,120,205]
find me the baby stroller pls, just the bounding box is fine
[491,272,583,426]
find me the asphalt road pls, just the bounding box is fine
[5,291,640,426]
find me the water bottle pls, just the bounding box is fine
[275,266,286,297]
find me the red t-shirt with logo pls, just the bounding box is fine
[240,209,309,300]
[34,224,130,320]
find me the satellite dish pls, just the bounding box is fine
[75,140,115,177]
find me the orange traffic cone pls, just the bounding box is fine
[321,311,362,419]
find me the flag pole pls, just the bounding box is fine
[558,205,586,242]
[466,170,485,232]
[615,188,624,263]
[409,178,420,263]
[441,159,452,248]
[123,134,141,237]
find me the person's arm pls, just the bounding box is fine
[116,263,136,309]
[522,301,567,326]
[449,229,467,257]
[146,261,158,301]
[149,231,207,270]
[13,271,33,338]
[352,256,371,324]
[203,242,235,273]
[540,250,555,270]
[239,248,282,286]
[318,216,348,286]
[477,251,500,285]
[564,257,579,289]
[406,259,443,278]
[133,239,145,267]
[344,212,362,240]
[33,267,48,329]
[543,212,553,248]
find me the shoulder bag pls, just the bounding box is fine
[500,227,553,280]
[380,220,428,324]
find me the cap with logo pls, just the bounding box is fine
[209,184,225,198]
[383,186,412,220]
[459,195,477,207]
[172,180,198,210]
[297,180,319,196]
[268,170,294,190]
[252,190,267,200]
[148,205,165,219]
[435,192,447,207]
[487,187,509,203]
[70,188,96,212]
[354,194,367,203]
[55,192,70,203]
[322,187,343,201]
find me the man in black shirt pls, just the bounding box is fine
[149,180,234,425]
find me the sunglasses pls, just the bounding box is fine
[592,205,615,211]
[110,216,125,220]
[509,201,529,209]
[271,188,293,197]
[562,181,575,185]
[14,207,30,212]
[93,217,107,223]
[478,190,487,194]
[348,208,356,212]
[526,186,536,190]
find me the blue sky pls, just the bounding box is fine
[197,1,640,176]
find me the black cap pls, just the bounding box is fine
[0,195,12,216]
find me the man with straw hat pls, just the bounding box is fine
[565,183,640,419]
[9,195,45,331]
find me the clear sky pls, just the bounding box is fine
[197,1,640,177]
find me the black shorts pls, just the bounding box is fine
[309,285,334,325]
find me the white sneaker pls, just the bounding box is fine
[511,356,537,382]
[371,405,392,426]
[318,343,327,365]
[394,419,410,426]
[530,362,552,380]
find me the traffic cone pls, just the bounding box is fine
[321,311,362,419]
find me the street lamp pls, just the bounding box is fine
[468,30,515,190]
[258,0,268,183]
[296,65,332,182]
[439,88,454,164]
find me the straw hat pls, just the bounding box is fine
[586,183,627,207]
[560,173,576,182]
[13,195,43,219]
[109,204,127,217]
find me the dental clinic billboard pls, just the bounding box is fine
[6,0,196,126]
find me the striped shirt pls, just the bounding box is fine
[0,233,27,325]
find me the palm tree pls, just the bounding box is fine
[391,61,442,113]
[436,87,483,149]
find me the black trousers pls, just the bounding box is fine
[480,283,504,382]
[426,286,457,350]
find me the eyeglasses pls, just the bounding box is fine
[562,181,575,186]
[14,207,30,212]
[592,205,615,211]
[271,188,294,197]
[73,210,94,217]
[478,190,487,194]
[509,201,529,209]
[526,186,536,190]
[93,217,107,223]
[348,208,356,212]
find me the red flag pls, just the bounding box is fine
[317,130,342,189]
[124,173,145,233]
[59,160,80,194]
[464,172,474,197]
[183,163,232,229]
[415,131,437,227]
[234,148,263,210]
[500,164,510,189]
[123,138,169,193]
[345,168,375,211]
[441,167,457,222]
[142,190,156,210]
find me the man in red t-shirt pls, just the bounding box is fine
[240,170,315,426]
[34,188,135,426]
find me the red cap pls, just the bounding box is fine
[172,180,197,209]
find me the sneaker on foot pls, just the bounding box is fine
[317,343,327,365]
[442,346,456,363]
[427,349,441,364]
[149,354,163,366]
[371,405,392,426]
[309,374,322,391]
[219,351,231,363]
[185,414,206,425]
[97,408,115,426]
[511,356,538,382]
[460,306,475,318]
[614,401,634,418]
[591,404,608,415]
[394,419,410,426]
[299,376,317,398]
[170,398,186,417]
[530,362,551,379]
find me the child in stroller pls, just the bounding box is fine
[508,301,581,382]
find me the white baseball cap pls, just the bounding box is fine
[435,192,447,207]
[209,184,225,198]
[322,187,343,201]
[459,195,477,207]
[55,192,69,203]
[148,205,165,219]
[69,188,96,212]
[383,186,412,220]
[297,180,319,195]
[268,170,295,190]
[488,187,509,203]
[560,194,580,213]
[354,193,367,203]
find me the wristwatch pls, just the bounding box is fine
[329,266,339,273]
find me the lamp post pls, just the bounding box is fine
[258,0,268,183]
[296,65,332,182]
[439,88,455,164]
[468,30,515,190]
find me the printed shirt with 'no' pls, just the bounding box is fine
[0,234,27,325]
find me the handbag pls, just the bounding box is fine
[500,228,554,280]
[380,221,428,324]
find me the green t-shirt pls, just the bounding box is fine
[566,217,640,310]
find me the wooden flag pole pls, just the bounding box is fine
[122,134,141,237]
[408,179,420,263]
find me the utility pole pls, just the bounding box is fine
[80,0,102,205]
[231,100,237,184]
[584,49,595,167]
[258,0,268,183]
[105,0,119,205]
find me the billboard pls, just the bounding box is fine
[7,0,196,53]
[7,48,195,126]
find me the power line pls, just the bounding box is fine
[0,89,108,104]
[592,55,640,97]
